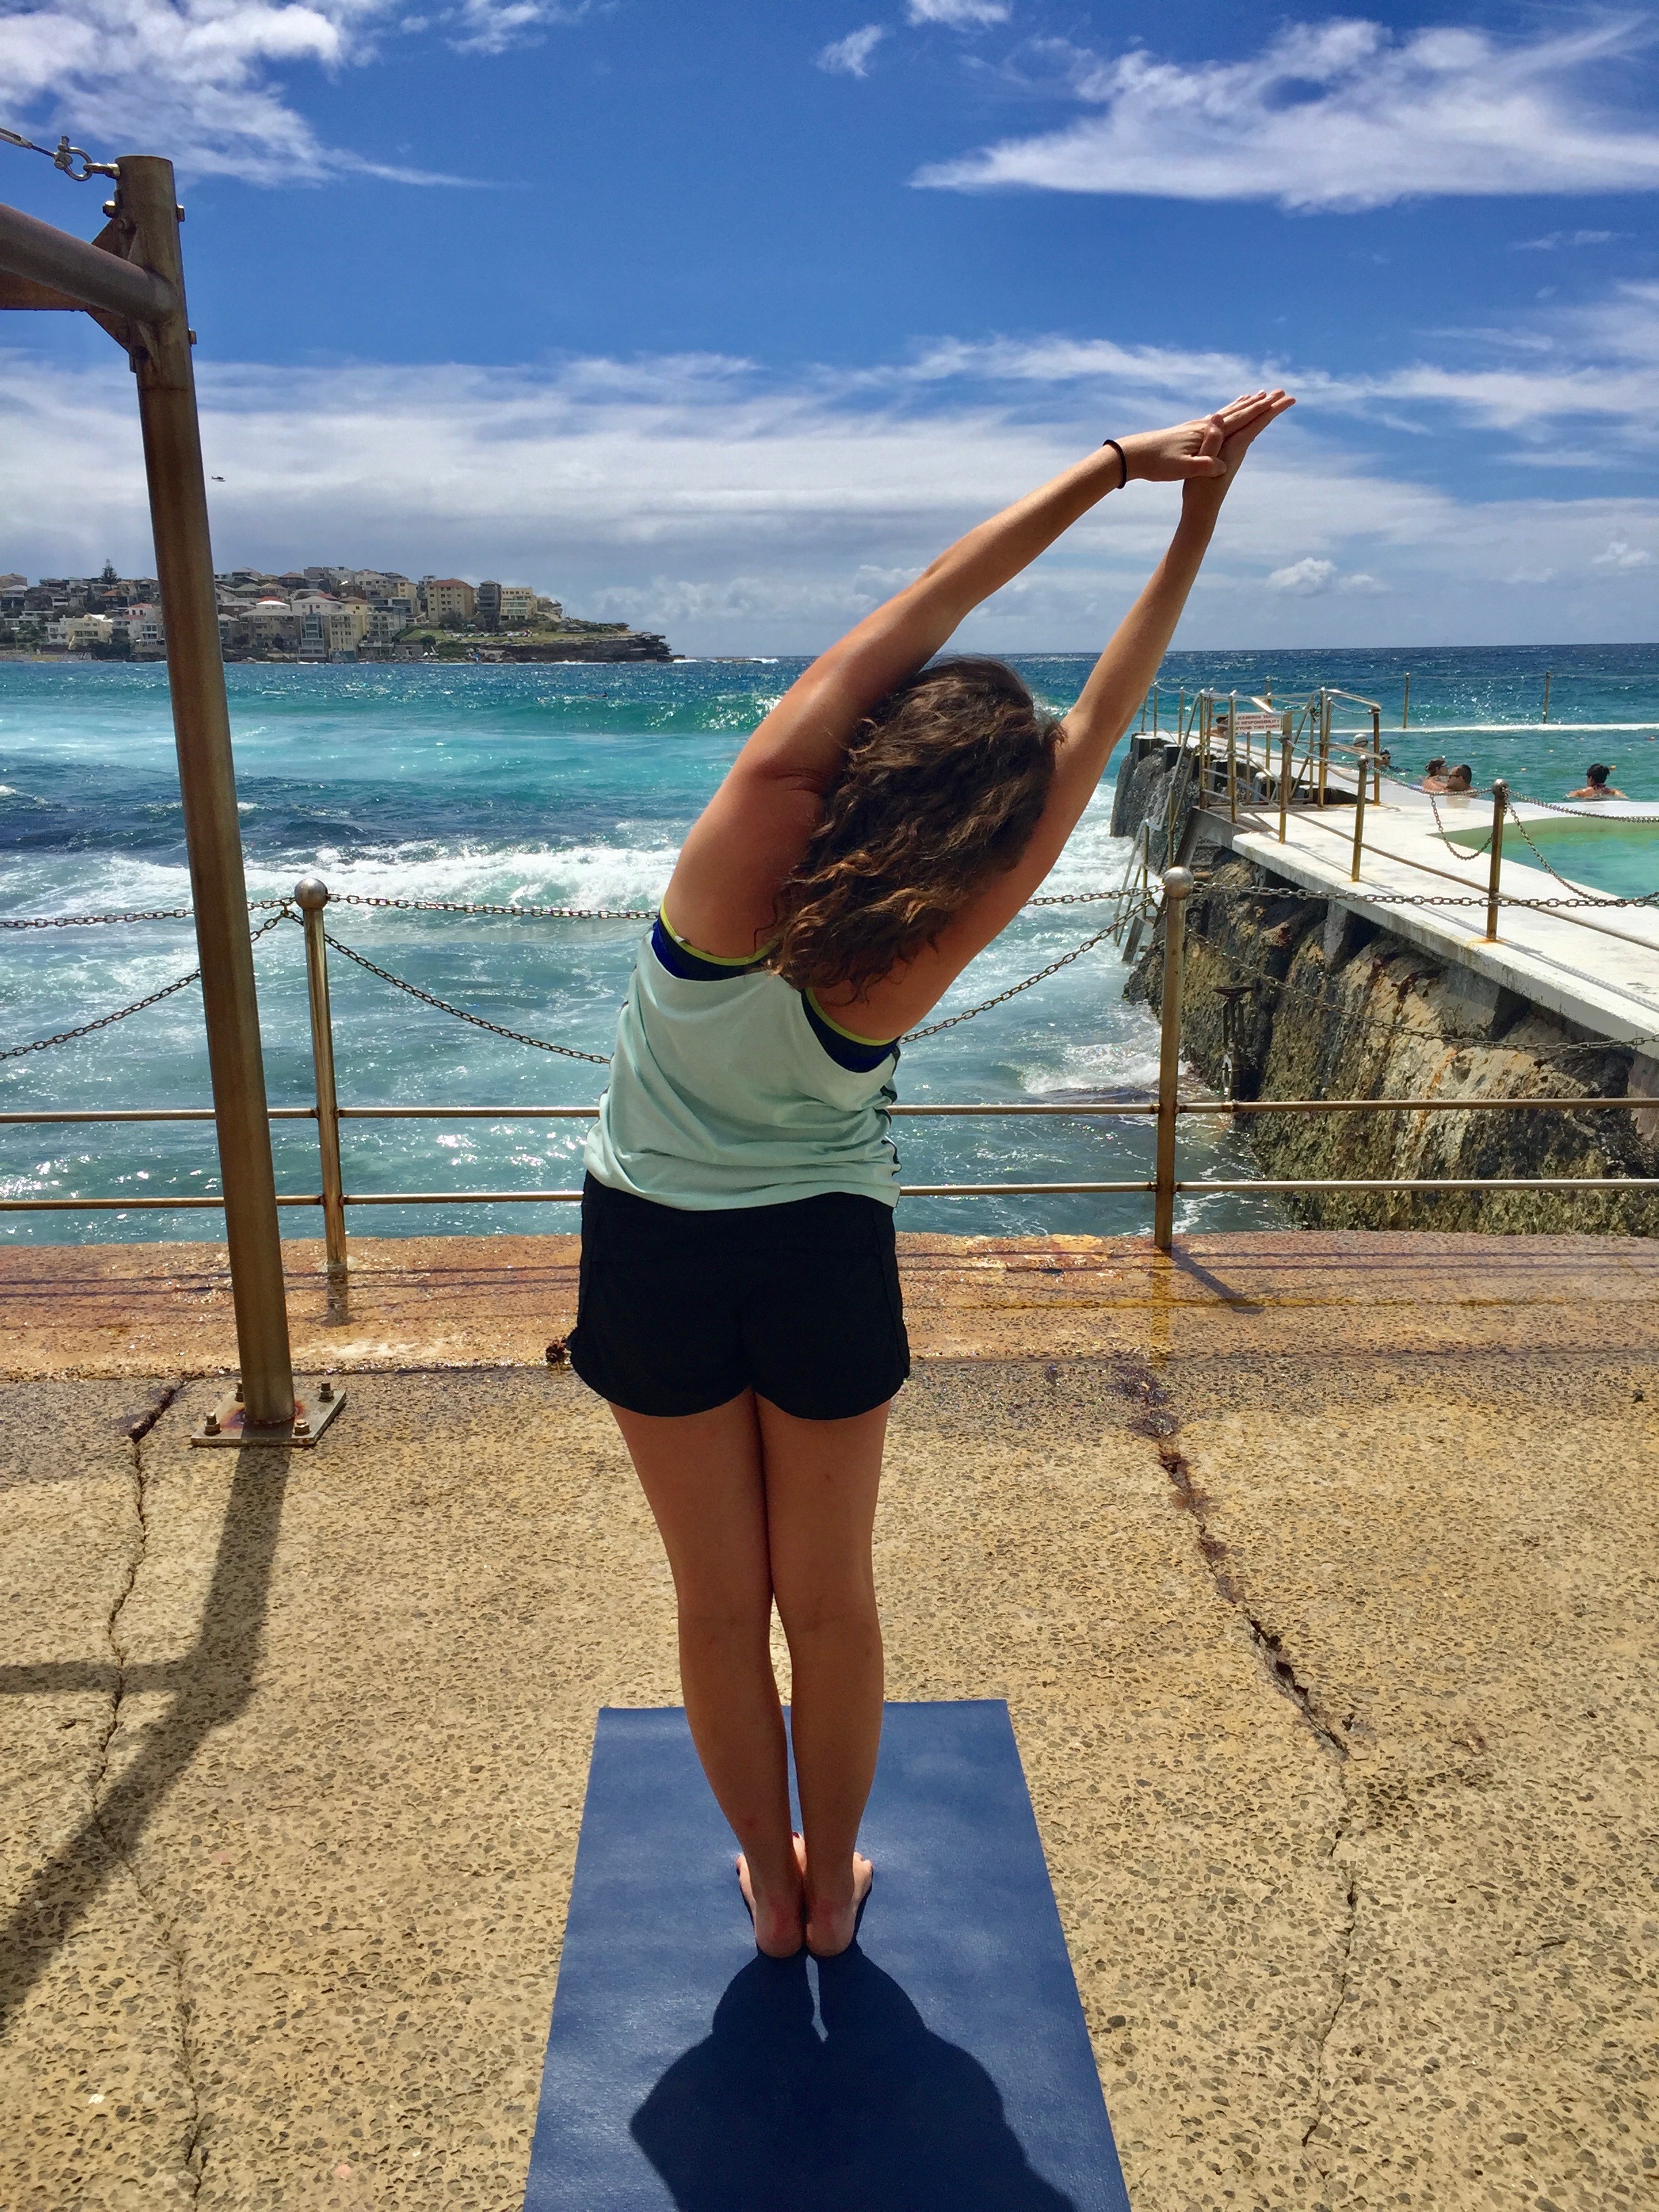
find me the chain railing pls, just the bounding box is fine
[4,868,1658,1265]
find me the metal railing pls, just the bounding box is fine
[4,872,1656,1282]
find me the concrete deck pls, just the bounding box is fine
[1209,773,1659,1051]
[3,1231,1657,2211]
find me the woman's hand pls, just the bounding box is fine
[1178,389,1296,513]
[1120,390,1294,484]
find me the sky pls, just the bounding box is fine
[1,0,1657,652]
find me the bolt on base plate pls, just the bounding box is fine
[190,1377,346,1448]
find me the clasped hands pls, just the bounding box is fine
[1118,390,1296,493]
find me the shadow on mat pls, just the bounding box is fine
[632,1945,1076,2211]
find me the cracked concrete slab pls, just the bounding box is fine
[0,1380,201,2207]
[1,1235,1656,2211]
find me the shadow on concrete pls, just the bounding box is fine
[0,1454,287,2032]
[631,1945,1076,2211]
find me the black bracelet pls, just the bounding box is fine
[1102,437,1128,489]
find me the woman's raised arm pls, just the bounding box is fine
[664,398,1280,958]
[812,389,1295,1040]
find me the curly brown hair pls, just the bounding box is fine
[768,657,1060,997]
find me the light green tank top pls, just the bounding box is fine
[583,920,901,1210]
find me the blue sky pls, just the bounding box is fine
[3,1,1657,650]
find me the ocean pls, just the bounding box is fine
[3,643,1657,1246]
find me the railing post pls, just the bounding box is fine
[1278,714,1293,842]
[1401,671,1410,730]
[1371,706,1382,800]
[294,876,348,1310]
[120,156,294,1432]
[1350,737,1369,880]
[1484,780,1508,943]
[1318,689,1330,807]
[1227,695,1238,824]
[1153,867,1192,1253]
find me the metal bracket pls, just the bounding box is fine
[190,1376,346,1449]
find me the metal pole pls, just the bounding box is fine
[1278,717,1292,842]
[1401,671,1410,729]
[1153,867,1192,1253]
[1318,689,1330,808]
[0,197,173,323]
[1350,735,1369,880]
[295,877,348,1300]
[119,157,294,1430]
[1542,670,1551,724]
[1484,780,1508,943]
[1227,695,1237,825]
[1152,686,1159,738]
[1371,706,1382,800]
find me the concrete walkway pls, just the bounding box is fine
[1214,773,1659,1051]
[3,1231,1657,2211]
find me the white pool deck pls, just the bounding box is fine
[1201,772,1659,1060]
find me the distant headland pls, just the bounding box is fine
[0,563,674,664]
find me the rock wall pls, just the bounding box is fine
[1108,735,1201,865]
[1126,853,1659,1233]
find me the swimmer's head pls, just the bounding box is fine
[1586,762,1612,786]
[769,657,1059,994]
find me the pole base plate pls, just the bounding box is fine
[190,1378,346,1449]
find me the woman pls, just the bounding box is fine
[569,388,1295,1959]
[1420,757,1449,793]
[1568,763,1624,800]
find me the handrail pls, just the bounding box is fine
[5,873,1654,1276]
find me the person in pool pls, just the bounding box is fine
[1421,757,1449,792]
[567,388,1296,1959]
[1442,764,1476,796]
[1568,763,1625,799]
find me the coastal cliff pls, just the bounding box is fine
[1125,853,1659,1232]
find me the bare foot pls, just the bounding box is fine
[805,1851,873,1959]
[736,1841,805,1959]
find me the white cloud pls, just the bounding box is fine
[1268,557,1337,596]
[1593,538,1654,568]
[5,341,1657,652]
[0,0,581,181]
[915,17,1659,210]
[816,24,885,77]
[890,281,1659,456]
[1513,229,1621,251]
[907,0,1010,24]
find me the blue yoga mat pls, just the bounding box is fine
[524,1699,1130,2211]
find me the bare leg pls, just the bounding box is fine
[758,1395,888,1957]
[609,1391,804,1957]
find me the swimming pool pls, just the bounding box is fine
[1445,808,1659,901]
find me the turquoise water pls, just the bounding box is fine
[1443,817,1659,901]
[3,646,1656,1244]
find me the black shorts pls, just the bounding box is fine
[568,1174,910,1422]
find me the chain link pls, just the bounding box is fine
[320,929,613,1064]
[1425,787,1494,859]
[906,924,1120,1038]
[1,908,290,1063]
[1,905,195,930]
[327,893,657,920]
